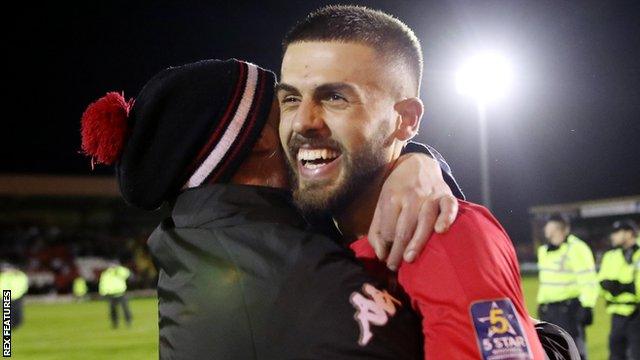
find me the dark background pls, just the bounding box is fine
[5,0,639,245]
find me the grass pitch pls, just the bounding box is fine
[11,297,158,360]
[522,276,610,360]
[10,277,609,359]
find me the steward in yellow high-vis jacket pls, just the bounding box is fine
[537,214,597,360]
[72,276,88,299]
[99,263,132,328]
[599,219,639,360]
[0,263,29,328]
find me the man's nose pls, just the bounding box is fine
[292,100,329,138]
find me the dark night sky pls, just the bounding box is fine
[5,1,640,244]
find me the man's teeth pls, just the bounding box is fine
[297,148,340,162]
[304,163,325,169]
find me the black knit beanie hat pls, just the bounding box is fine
[80,59,276,210]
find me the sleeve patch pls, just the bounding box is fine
[469,298,533,360]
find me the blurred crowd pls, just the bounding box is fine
[0,224,157,295]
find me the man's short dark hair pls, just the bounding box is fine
[612,219,639,235]
[282,5,423,93]
[546,214,570,228]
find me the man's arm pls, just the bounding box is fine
[396,202,545,359]
[598,253,627,297]
[402,141,465,200]
[370,142,462,270]
[573,242,598,309]
[635,252,640,299]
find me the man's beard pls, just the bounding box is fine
[286,130,389,218]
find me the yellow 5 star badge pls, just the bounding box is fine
[470,298,533,359]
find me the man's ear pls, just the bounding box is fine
[393,97,424,141]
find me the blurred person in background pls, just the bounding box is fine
[537,214,598,359]
[132,245,157,289]
[599,219,640,360]
[98,261,132,329]
[0,262,29,328]
[72,276,88,301]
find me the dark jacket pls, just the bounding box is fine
[148,184,422,359]
[404,142,465,200]
[535,322,581,360]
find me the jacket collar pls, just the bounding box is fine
[170,184,306,229]
[546,235,569,252]
[623,244,639,264]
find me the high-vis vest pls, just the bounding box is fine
[73,277,88,297]
[537,234,598,307]
[99,266,130,296]
[598,246,640,316]
[0,270,29,300]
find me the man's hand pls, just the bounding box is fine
[600,280,624,296]
[369,153,459,270]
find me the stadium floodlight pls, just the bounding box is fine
[456,52,512,103]
[455,52,513,210]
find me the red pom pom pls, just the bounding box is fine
[80,92,134,166]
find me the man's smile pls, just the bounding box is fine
[296,147,343,182]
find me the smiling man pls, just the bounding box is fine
[278,5,546,359]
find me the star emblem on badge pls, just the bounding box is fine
[477,301,518,337]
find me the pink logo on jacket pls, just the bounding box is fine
[350,283,401,346]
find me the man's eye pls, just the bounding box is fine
[282,96,300,103]
[327,93,346,102]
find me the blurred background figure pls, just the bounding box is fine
[598,219,640,360]
[0,262,29,329]
[99,261,132,329]
[537,214,598,359]
[72,276,88,301]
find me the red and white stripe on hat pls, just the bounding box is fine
[182,61,270,189]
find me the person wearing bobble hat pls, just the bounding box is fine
[80,58,462,359]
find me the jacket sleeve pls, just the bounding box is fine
[98,272,107,296]
[402,141,465,200]
[597,252,610,295]
[635,253,640,298]
[396,203,545,359]
[572,241,598,308]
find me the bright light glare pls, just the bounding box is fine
[456,52,513,102]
